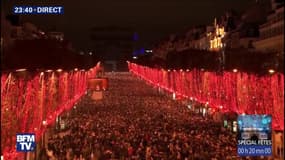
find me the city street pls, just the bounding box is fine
[47,72,238,160]
[2,0,284,159]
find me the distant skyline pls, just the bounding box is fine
[3,0,262,50]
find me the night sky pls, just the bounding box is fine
[3,0,258,50]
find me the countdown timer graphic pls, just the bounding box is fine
[237,114,272,157]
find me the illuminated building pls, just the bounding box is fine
[223,3,268,50]
[186,25,207,50]
[254,1,284,159]
[209,18,226,51]
[90,26,135,70]
[253,1,284,56]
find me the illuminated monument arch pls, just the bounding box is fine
[90,26,136,71]
[103,60,117,72]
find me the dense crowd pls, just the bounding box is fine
[45,72,261,160]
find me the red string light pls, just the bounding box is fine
[128,63,284,131]
[1,67,98,159]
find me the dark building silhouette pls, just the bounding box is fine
[90,26,136,71]
[5,15,21,26]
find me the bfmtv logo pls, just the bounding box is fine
[16,133,36,152]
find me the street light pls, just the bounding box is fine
[187,105,192,109]
[42,120,47,126]
[45,70,53,73]
[268,69,275,74]
[16,68,27,72]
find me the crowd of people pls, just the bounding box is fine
[45,72,261,160]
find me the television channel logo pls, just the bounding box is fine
[16,133,36,152]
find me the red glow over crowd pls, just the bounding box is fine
[128,62,284,131]
[1,66,98,159]
[1,61,284,159]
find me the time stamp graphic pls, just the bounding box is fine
[13,6,64,14]
[237,145,272,156]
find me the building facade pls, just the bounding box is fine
[47,32,64,41]
[209,19,226,51]
[253,3,284,55]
